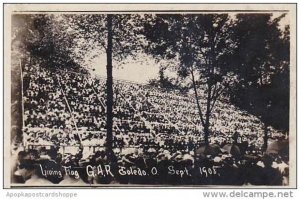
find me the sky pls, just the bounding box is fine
[89,53,160,84]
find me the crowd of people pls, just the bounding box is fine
[14,63,289,185]
[13,140,288,185]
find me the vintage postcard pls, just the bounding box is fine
[3,3,296,188]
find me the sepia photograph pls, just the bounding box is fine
[3,3,296,188]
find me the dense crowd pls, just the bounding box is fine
[14,64,289,185]
[13,140,288,185]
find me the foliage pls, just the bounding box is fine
[229,14,289,131]
[144,14,238,144]
[12,14,83,71]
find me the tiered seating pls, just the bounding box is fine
[18,64,288,186]
[22,65,282,151]
[23,65,80,146]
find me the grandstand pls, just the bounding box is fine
[21,62,283,155]
[13,62,289,186]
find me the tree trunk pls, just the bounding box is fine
[106,14,114,159]
[204,123,209,146]
[204,86,211,146]
[263,123,268,151]
[203,72,213,146]
[190,69,206,141]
